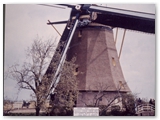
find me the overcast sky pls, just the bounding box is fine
[4,4,155,101]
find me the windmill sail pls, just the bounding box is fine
[89,6,155,33]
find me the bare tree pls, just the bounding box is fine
[10,38,57,116]
[78,81,134,115]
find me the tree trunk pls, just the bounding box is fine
[36,106,40,116]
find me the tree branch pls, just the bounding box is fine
[18,80,36,94]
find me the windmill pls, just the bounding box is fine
[43,4,155,107]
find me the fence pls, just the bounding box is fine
[136,104,155,114]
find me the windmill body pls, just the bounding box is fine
[67,24,130,106]
[46,4,155,108]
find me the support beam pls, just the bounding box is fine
[48,17,79,97]
[48,20,62,37]
[114,28,118,44]
[119,29,126,59]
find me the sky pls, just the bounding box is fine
[4,4,155,101]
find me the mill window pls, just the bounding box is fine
[112,57,116,66]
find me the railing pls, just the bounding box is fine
[136,104,155,114]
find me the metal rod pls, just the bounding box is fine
[119,29,126,59]
[114,28,118,44]
[48,20,62,37]
[48,18,79,96]
[50,54,66,93]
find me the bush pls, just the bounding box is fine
[49,106,73,116]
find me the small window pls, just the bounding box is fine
[78,30,82,38]
[73,67,79,76]
[112,57,116,66]
[76,67,79,72]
